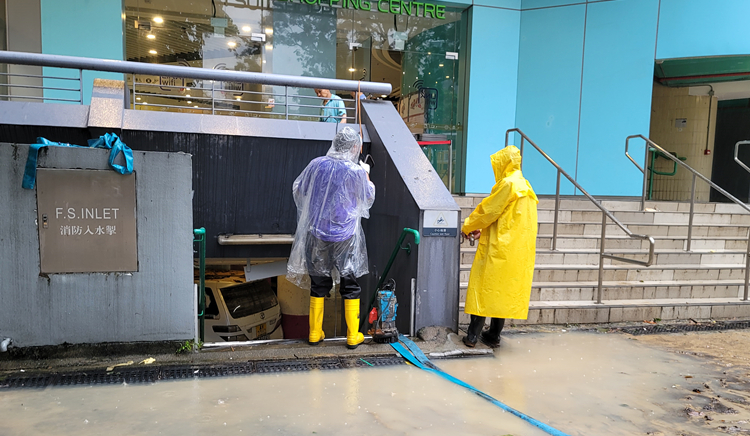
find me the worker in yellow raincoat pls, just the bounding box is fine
[461,145,538,348]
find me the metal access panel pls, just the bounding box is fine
[36,169,138,273]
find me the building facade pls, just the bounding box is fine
[3,0,750,199]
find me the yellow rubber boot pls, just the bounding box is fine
[344,299,365,349]
[309,296,325,345]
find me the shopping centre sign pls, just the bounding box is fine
[277,0,447,19]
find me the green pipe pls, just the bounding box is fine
[375,228,420,292]
[362,228,420,330]
[193,228,206,344]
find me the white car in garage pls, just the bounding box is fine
[200,277,284,342]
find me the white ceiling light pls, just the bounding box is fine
[242,25,251,33]
[153,16,164,23]
[147,34,155,40]
[186,101,192,104]
[227,41,237,48]
[148,49,157,54]
[348,68,356,72]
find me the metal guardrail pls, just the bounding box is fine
[626,134,750,301]
[505,128,655,304]
[0,50,391,122]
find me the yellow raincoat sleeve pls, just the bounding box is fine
[461,182,513,235]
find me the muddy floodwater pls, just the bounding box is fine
[3,330,750,435]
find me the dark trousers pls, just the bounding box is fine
[310,274,361,300]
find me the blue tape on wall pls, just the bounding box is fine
[22,133,133,189]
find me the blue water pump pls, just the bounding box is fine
[368,279,399,343]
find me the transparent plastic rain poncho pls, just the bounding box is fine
[287,127,376,290]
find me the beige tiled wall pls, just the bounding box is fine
[649,83,717,202]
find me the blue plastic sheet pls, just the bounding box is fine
[22,133,133,189]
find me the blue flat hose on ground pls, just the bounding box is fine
[392,335,570,436]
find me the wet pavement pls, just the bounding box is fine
[3,327,750,435]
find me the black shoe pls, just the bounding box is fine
[480,318,504,348]
[462,334,477,347]
[480,330,500,348]
[463,315,486,348]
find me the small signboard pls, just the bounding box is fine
[423,210,458,237]
[36,169,138,273]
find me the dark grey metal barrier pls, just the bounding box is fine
[360,100,460,334]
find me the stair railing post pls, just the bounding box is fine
[597,211,606,304]
[641,139,649,211]
[687,173,696,252]
[131,73,136,109]
[744,231,750,301]
[519,136,524,171]
[79,69,83,104]
[552,169,561,251]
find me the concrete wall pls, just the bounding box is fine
[649,83,717,202]
[0,144,194,347]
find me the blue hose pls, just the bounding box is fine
[392,335,570,436]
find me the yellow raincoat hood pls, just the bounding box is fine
[461,146,538,319]
[491,145,522,184]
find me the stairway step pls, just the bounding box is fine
[457,298,750,325]
[460,279,746,289]
[461,234,750,250]
[461,248,747,266]
[534,210,750,225]
[459,263,748,283]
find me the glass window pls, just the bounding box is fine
[220,279,278,319]
[125,0,467,190]
[204,287,220,318]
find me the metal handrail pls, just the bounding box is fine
[734,140,750,174]
[505,128,655,304]
[0,50,391,95]
[625,134,750,301]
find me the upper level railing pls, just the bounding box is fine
[735,140,750,174]
[506,129,655,304]
[0,50,392,122]
[626,134,750,301]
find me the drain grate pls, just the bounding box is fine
[255,358,344,373]
[341,355,406,368]
[1,354,409,390]
[1,374,55,389]
[619,320,750,336]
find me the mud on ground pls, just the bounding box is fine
[633,329,750,435]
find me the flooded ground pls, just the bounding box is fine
[2,330,750,435]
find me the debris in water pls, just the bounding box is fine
[106,361,134,372]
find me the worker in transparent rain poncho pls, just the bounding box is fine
[287,127,375,349]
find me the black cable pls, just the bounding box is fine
[211,0,216,17]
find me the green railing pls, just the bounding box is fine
[193,228,206,343]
